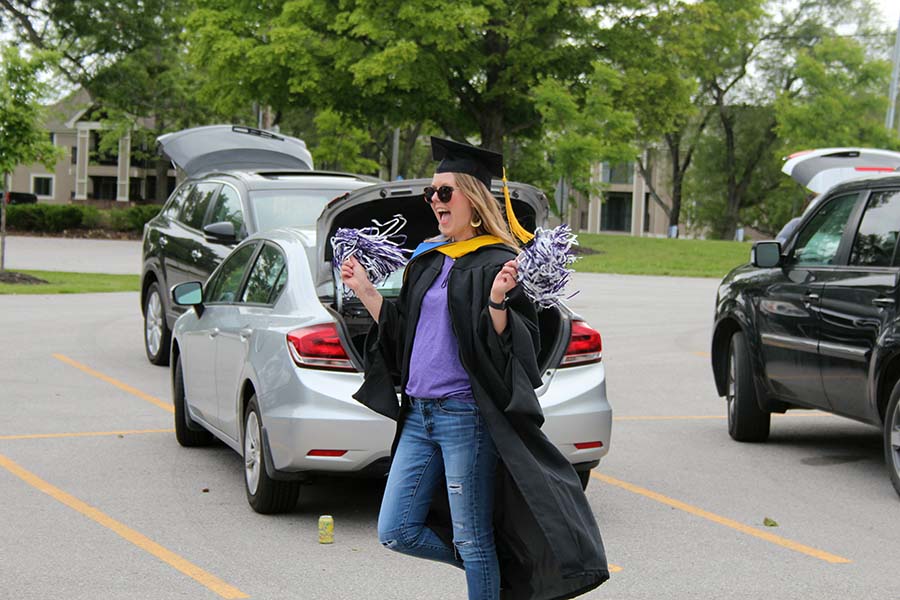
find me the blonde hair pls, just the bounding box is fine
[429,172,520,251]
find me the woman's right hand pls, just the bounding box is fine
[340,256,372,294]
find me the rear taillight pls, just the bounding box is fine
[287,324,355,371]
[560,320,602,367]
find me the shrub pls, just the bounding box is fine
[80,206,103,229]
[108,205,161,232]
[6,204,84,232]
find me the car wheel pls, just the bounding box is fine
[577,470,591,491]
[726,331,770,442]
[883,380,900,498]
[244,395,301,514]
[173,355,214,447]
[144,281,172,366]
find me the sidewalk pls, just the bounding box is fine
[2,235,142,275]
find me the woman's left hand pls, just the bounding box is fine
[490,259,518,303]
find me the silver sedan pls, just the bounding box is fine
[170,185,611,514]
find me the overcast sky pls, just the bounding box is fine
[877,0,900,27]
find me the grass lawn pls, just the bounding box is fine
[0,270,140,294]
[574,234,753,278]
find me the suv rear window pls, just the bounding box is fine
[249,189,342,231]
[850,190,900,267]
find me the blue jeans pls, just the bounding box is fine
[378,397,500,600]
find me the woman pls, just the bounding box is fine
[342,137,608,600]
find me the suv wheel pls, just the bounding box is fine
[884,380,900,498]
[244,396,301,514]
[727,331,770,442]
[144,281,172,366]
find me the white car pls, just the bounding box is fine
[171,180,612,513]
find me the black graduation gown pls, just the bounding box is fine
[353,244,609,600]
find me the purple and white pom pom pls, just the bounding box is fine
[331,214,412,298]
[516,224,580,309]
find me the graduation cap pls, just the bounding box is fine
[430,136,534,243]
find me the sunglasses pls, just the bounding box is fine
[423,185,455,204]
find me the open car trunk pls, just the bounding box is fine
[157,124,313,177]
[314,179,570,374]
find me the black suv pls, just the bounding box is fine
[711,155,900,498]
[141,125,377,365]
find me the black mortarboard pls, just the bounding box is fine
[431,136,503,190]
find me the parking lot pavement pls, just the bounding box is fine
[3,276,900,598]
[4,235,141,275]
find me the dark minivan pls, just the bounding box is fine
[711,151,900,498]
[141,125,377,365]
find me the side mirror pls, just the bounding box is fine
[752,240,782,268]
[203,221,237,244]
[172,281,203,306]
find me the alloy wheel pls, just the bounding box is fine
[727,350,736,422]
[244,411,261,496]
[891,401,900,481]
[145,290,163,357]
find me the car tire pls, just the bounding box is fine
[883,380,900,498]
[173,355,214,447]
[144,281,172,366]
[727,331,770,442]
[577,470,591,491]
[244,396,301,514]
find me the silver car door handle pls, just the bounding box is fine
[873,297,896,308]
[191,249,202,260]
[803,292,820,302]
[209,327,219,338]
[158,235,168,247]
[239,328,252,341]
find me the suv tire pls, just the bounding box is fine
[144,281,172,366]
[244,396,301,514]
[727,331,770,442]
[884,380,900,498]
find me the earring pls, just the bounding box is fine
[470,214,482,228]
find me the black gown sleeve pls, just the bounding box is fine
[478,283,545,425]
[352,289,408,421]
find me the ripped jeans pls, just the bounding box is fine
[378,397,500,600]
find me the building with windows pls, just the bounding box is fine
[7,89,175,205]
[565,153,677,237]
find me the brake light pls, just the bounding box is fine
[560,321,602,367]
[287,323,355,371]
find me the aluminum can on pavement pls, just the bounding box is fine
[318,515,334,544]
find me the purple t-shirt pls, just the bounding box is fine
[405,255,474,400]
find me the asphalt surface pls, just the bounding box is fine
[2,237,899,599]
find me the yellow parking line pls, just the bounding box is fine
[53,354,174,414]
[590,471,850,564]
[614,412,832,422]
[608,563,623,573]
[0,453,249,599]
[0,429,174,441]
[692,351,711,358]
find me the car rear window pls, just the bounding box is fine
[249,189,346,231]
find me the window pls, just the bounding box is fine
[178,182,219,229]
[32,175,53,198]
[208,185,245,234]
[162,184,192,219]
[249,189,345,231]
[601,192,632,232]
[205,243,258,304]
[792,193,859,266]
[71,146,77,165]
[603,162,634,185]
[241,244,287,305]
[850,190,900,267]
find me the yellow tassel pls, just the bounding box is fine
[503,167,534,244]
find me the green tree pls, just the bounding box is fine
[187,0,612,153]
[310,109,381,173]
[0,46,64,271]
[1,0,211,202]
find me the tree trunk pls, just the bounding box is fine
[479,107,505,152]
[1,172,7,271]
[155,158,169,203]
